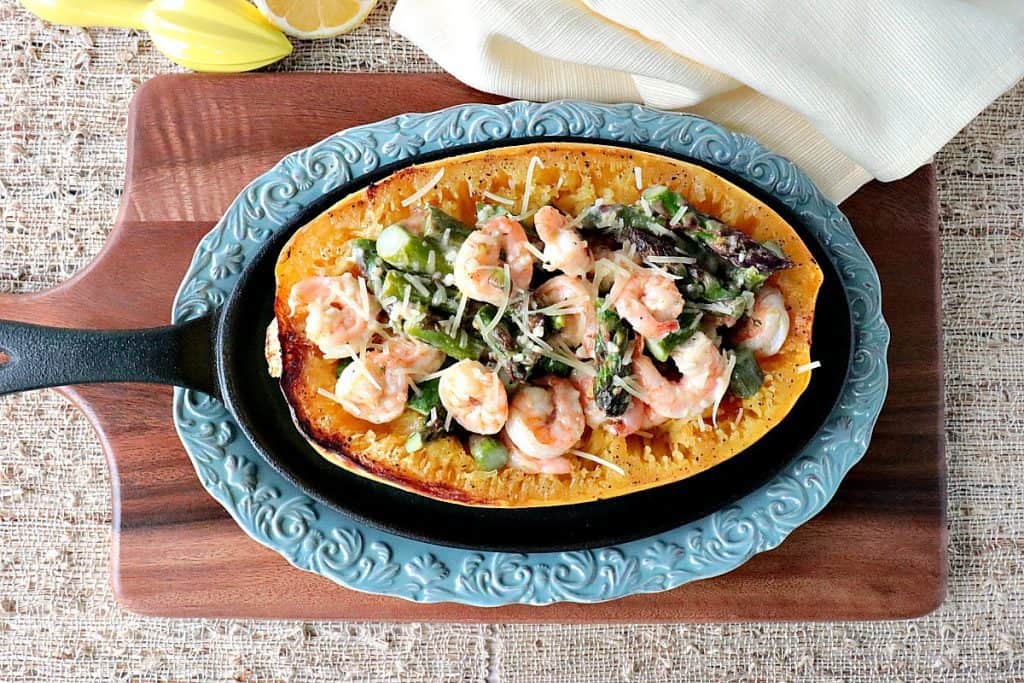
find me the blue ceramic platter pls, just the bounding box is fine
[171,101,889,606]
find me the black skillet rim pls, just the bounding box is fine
[216,136,853,552]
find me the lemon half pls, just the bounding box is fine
[252,0,378,39]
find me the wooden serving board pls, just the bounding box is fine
[0,74,946,621]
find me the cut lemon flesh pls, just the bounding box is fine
[253,0,377,39]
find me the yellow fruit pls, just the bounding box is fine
[252,0,377,39]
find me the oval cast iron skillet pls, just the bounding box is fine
[0,137,852,552]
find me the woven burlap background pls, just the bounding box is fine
[1,1,1021,680]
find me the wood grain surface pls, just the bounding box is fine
[0,74,946,621]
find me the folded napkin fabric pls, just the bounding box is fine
[392,0,1024,201]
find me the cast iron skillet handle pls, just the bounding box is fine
[0,314,218,398]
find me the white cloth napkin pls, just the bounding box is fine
[392,0,1023,201]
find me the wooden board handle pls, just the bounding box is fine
[0,220,214,329]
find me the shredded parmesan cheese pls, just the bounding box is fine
[570,449,625,476]
[353,357,382,391]
[449,290,470,335]
[522,241,546,262]
[404,273,429,298]
[694,300,737,315]
[513,298,554,352]
[401,284,413,320]
[796,360,822,373]
[645,254,696,265]
[612,374,650,404]
[401,167,445,207]
[419,367,449,383]
[670,204,689,225]
[539,344,596,376]
[531,300,585,317]
[518,155,544,218]
[634,166,643,190]
[622,241,637,261]
[484,264,512,336]
[647,263,684,281]
[356,276,371,319]
[317,388,345,405]
[482,190,515,206]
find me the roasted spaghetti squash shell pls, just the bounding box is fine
[271,143,823,508]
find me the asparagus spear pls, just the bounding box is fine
[729,347,764,398]
[380,270,459,314]
[350,238,386,291]
[405,400,451,453]
[581,203,693,260]
[686,216,793,274]
[473,305,538,384]
[405,320,485,361]
[593,305,632,417]
[532,356,573,379]
[376,224,452,275]
[351,237,486,362]
[728,265,769,291]
[468,435,508,471]
[681,266,738,302]
[423,207,472,245]
[645,310,702,362]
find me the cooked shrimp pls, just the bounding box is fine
[604,397,666,437]
[608,268,683,341]
[334,359,408,424]
[288,274,379,359]
[329,338,443,424]
[453,216,534,305]
[534,205,592,277]
[640,404,670,430]
[534,275,597,358]
[376,337,445,380]
[505,376,586,459]
[502,434,573,474]
[438,360,509,434]
[571,371,665,437]
[571,371,605,430]
[632,332,731,420]
[733,286,789,357]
